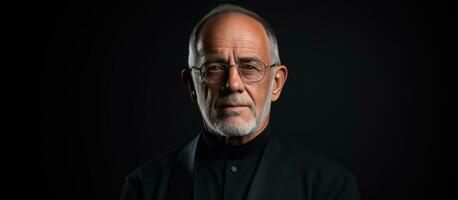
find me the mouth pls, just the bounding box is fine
[219,104,249,108]
[216,104,248,117]
[215,102,254,118]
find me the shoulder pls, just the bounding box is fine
[278,141,359,199]
[292,151,348,176]
[126,148,181,183]
[123,135,200,194]
[120,148,182,200]
[272,137,351,178]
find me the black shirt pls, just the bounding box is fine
[195,128,271,200]
[121,127,360,200]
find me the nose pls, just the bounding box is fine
[223,65,245,94]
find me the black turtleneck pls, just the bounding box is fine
[195,127,271,200]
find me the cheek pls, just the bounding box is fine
[197,84,221,110]
[257,92,269,112]
[248,85,270,116]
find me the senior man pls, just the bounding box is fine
[121,4,359,200]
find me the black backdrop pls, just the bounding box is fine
[6,0,451,199]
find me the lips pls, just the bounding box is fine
[219,104,248,108]
[216,101,250,108]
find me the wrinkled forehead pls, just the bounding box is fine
[196,13,270,59]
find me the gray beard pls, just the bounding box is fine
[212,114,257,137]
[204,75,275,138]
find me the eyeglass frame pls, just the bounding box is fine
[188,61,278,84]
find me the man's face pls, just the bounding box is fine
[190,13,276,138]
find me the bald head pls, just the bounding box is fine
[188,4,281,67]
[196,13,271,66]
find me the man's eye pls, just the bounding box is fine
[240,64,259,71]
[206,65,225,72]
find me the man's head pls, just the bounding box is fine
[182,4,288,143]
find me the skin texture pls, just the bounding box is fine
[182,13,288,145]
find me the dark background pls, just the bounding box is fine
[6,0,451,199]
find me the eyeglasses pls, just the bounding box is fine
[190,60,277,84]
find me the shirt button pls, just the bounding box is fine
[230,166,238,173]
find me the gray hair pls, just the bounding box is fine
[188,4,281,67]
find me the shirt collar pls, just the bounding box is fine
[198,126,271,160]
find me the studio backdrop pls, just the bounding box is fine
[6,1,450,200]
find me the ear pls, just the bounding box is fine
[181,68,197,103]
[271,65,288,102]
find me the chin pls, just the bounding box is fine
[211,116,257,137]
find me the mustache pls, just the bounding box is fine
[215,95,254,109]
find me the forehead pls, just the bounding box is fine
[196,13,270,59]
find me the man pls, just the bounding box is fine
[121,4,359,200]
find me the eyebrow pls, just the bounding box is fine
[203,57,227,64]
[203,56,263,64]
[238,56,263,63]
